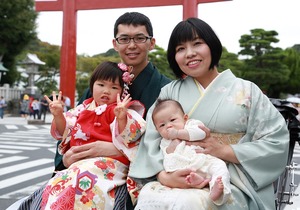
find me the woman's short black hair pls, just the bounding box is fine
[167,18,222,78]
[89,61,124,95]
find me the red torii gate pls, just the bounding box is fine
[35,0,229,106]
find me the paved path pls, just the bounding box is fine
[0,113,53,126]
[0,113,55,209]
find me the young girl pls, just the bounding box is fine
[42,61,146,209]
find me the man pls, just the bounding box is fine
[0,96,6,119]
[17,12,171,210]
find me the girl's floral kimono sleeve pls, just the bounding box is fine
[111,108,146,206]
[111,108,146,162]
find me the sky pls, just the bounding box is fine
[36,0,300,56]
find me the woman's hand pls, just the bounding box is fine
[62,141,122,168]
[157,170,209,189]
[186,124,239,163]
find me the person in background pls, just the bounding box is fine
[39,96,49,121]
[0,96,6,119]
[31,98,40,119]
[17,12,171,210]
[28,96,35,119]
[130,17,289,210]
[63,95,71,112]
[20,94,30,119]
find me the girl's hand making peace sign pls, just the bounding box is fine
[45,91,65,117]
[114,93,132,120]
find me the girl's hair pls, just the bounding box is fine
[89,61,124,95]
[167,18,222,78]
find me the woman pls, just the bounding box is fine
[129,18,289,209]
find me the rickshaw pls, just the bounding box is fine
[270,98,300,210]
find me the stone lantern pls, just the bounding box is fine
[20,53,45,96]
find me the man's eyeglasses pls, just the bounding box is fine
[115,35,152,44]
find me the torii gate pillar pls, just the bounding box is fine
[35,0,230,107]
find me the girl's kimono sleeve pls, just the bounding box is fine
[50,105,83,155]
[111,100,146,162]
[230,83,289,190]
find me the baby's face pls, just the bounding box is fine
[154,106,186,139]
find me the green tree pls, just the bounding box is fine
[0,0,37,85]
[280,47,300,94]
[76,53,120,99]
[219,47,244,77]
[238,29,289,97]
[17,39,61,96]
[75,46,175,99]
[149,45,175,79]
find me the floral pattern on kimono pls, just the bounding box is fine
[42,97,146,210]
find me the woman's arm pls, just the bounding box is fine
[62,141,122,168]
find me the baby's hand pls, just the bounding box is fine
[167,127,178,140]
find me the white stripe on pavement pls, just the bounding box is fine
[0,181,47,199]
[5,125,18,129]
[0,135,50,139]
[0,145,38,150]
[0,159,53,176]
[23,125,39,129]
[0,141,54,147]
[0,149,21,154]
[0,156,28,165]
[0,167,54,189]
[0,138,52,143]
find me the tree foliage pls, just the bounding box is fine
[219,47,244,77]
[17,39,61,96]
[149,45,175,79]
[76,53,120,98]
[280,47,300,94]
[238,29,290,97]
[0,0,37,85]
[76,45,175,98]
[17,26,300,100]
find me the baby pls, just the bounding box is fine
[152,99,231,205]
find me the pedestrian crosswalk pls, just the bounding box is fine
[0,124,57,200]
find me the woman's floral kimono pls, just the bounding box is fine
[130,70,289,210]
[42,98,146,210]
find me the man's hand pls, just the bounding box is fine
[62,141,122,168]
